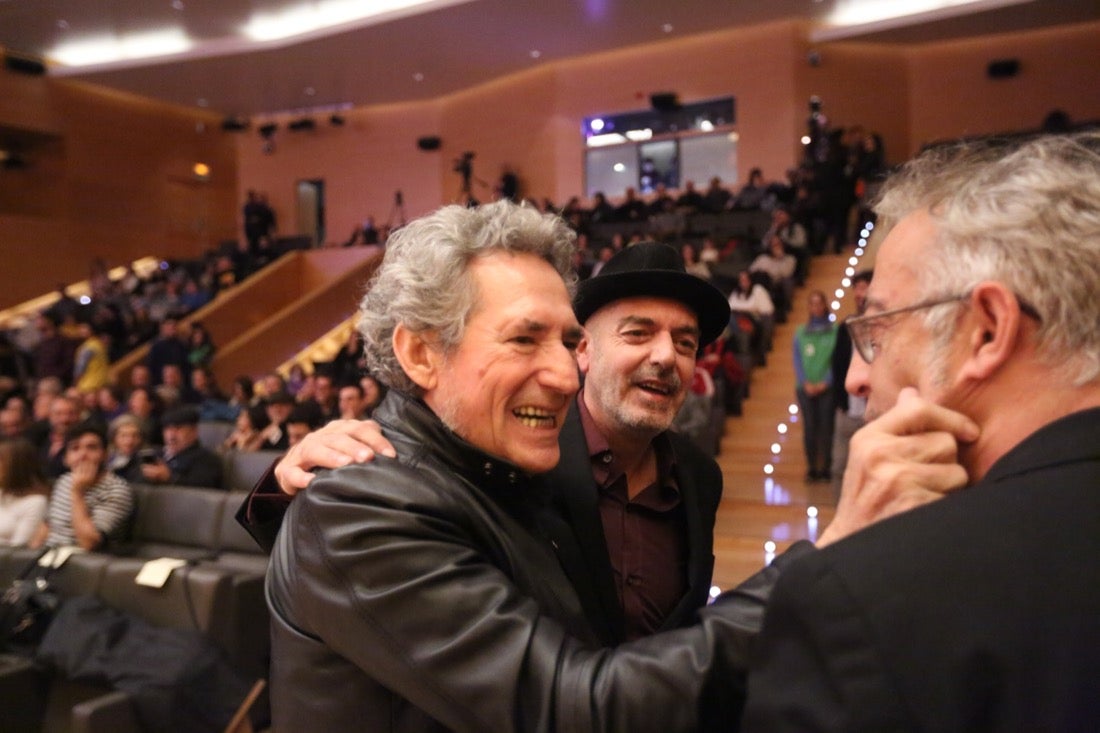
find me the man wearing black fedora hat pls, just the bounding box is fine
[140,404,224,489]
[248,241,816,646]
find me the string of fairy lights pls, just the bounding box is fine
[709,217,875,599]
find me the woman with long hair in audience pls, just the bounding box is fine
[0,438,51,547]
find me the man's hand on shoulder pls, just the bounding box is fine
[275,418,396,495]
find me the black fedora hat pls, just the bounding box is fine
[574,241,730,346]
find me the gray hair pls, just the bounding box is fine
[358,200,578,395]
[874,131,1100,385]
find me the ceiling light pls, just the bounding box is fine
[51,29,192,66]
[587,133,627,147]
[662,23,674,33]
[813,0,1035,41]
[413,72,424,82]
[243,0,466,42]
[530,50,541,58]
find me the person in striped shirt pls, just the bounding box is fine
[30,421,135,551]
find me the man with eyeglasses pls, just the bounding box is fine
[742,131,1100,731]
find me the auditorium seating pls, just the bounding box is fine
[0,485,271,733]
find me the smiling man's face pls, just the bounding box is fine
[578,296,700,440]
[427,251,582,474]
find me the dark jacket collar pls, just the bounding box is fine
[373,390,550,503]
[984,406,1100,484]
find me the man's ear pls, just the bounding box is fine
[956,282,1024,382]
[574,329,592,376]
[392,324,441,391]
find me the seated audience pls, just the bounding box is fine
[0,438,50,547]
[140,405,224,489]
[30,421,135,551]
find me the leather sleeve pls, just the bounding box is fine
[271,463,757,733]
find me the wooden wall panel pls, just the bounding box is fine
[0,71,239,309]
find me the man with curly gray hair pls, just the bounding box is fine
[743,131,1100,732]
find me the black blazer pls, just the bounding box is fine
[742,407,1100,732]
[539,403,723,645]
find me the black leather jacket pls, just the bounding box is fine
[267,391,809,732]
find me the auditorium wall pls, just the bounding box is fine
[2,18,1098,308]
[0,72,238,308]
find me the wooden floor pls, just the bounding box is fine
[711,244,876,591]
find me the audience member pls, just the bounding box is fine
[146,316,189,387]
[793,290,837,482]
[0,405,30,439]
[749,237,796,319]
[72,320,111,394]
[190,365,236,422]
[30,421,135,551]
[284,404,321,448]
[259,390,295,451]
[186,321,216,368]
[140,405,224,489]
[31,312,77,387]
[228,375,256,413]
[731,167,768,210]
[743,130,1100,733]
[105,413,148,484]
[0,438,50,547]
[762,207,810,284]
[125,385,162,446]
[614,186,649,222]
[329,330,367,387]
[359,373,385,416]
[702,176,733,213]
[34,394,82,479]
[336,383,369,420]
[727,269,776,365]
[223,404,270,453]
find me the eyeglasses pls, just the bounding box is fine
[845,291,1041,364]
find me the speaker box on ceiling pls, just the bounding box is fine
[987,59,1020,79]
[417,136,442,151]
[4,53,47,76]
[650,92,680,112]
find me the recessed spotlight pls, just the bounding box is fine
[662,23,674,33]
[196,98,208,107]
[57,19,69,30]
[413,72,424,82]
[171,0,185,10]
[529,49,541,59]
[304,86,316,96]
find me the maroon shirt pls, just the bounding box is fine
[578,393,688,641]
